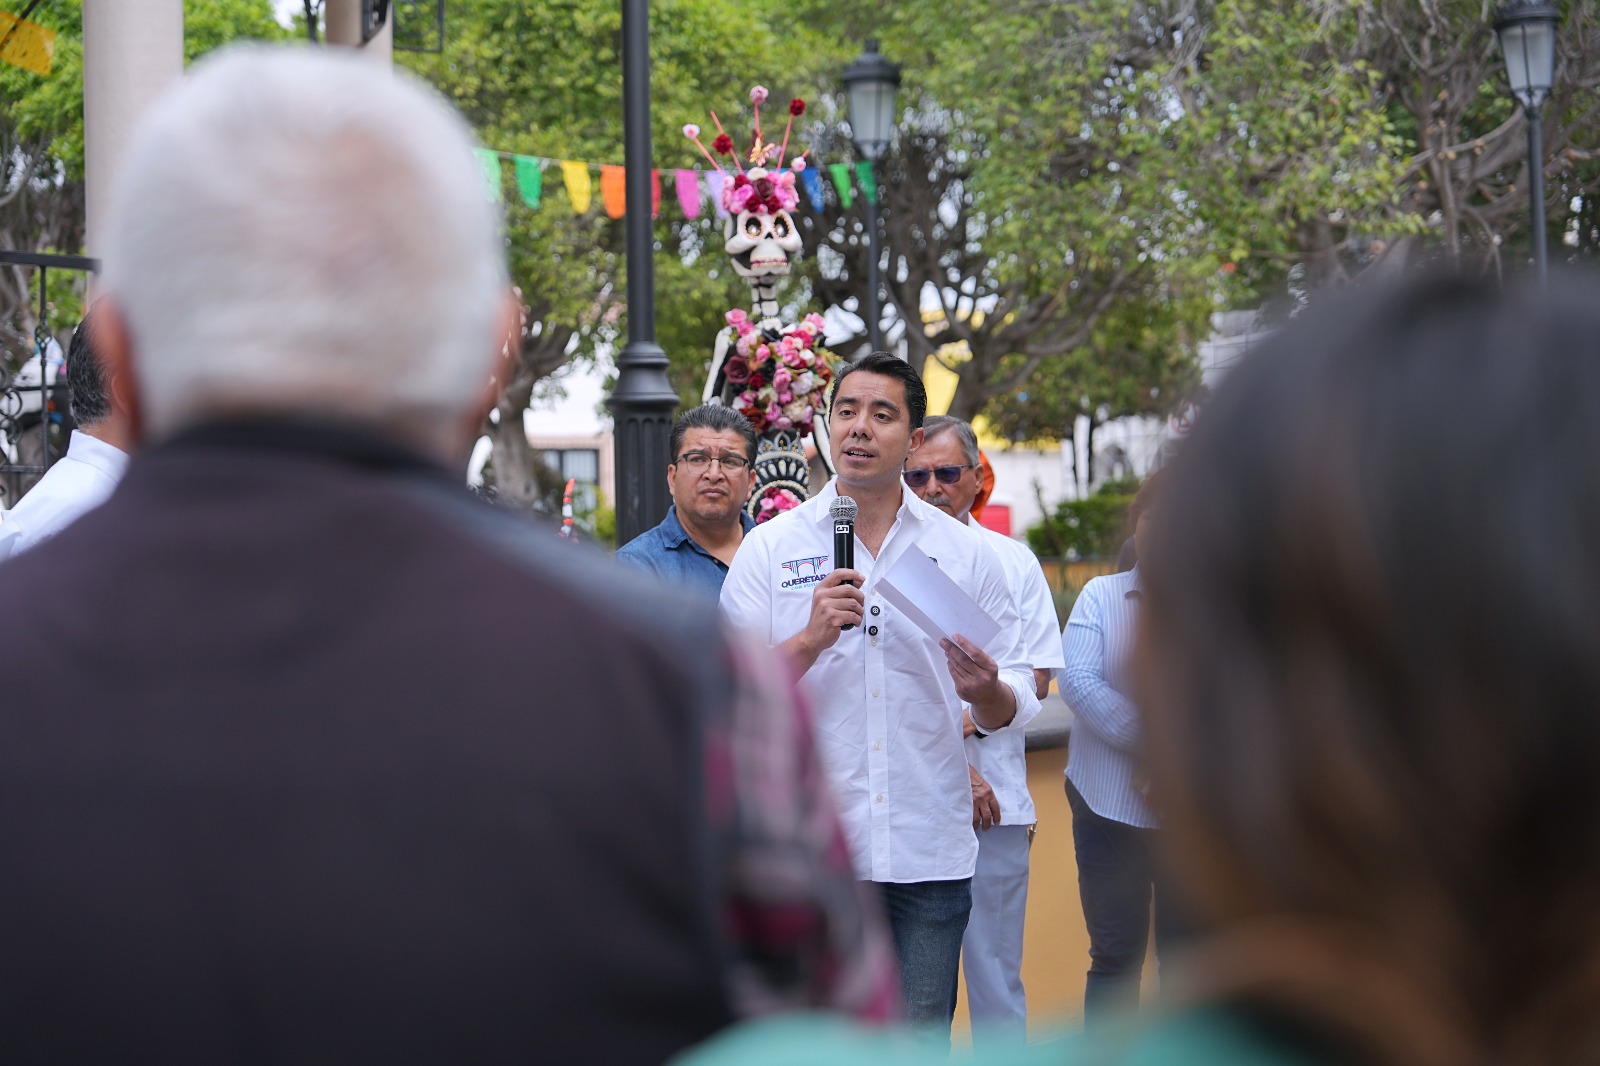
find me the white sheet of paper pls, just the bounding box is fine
[876,543,1003,653]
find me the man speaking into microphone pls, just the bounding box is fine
[720,353,1039,1041]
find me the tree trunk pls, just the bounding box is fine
[945,365,990,423]
[1084,418,1097,492]
[483,410,550,513]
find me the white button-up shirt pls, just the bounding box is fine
[965,522,1066,826]
[720,479,1040,883]
[0,431,128,562]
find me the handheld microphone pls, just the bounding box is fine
[830,495,858,631]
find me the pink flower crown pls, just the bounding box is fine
[683,85,809,215]
[726,168,799,214]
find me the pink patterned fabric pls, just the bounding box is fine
[707,635,900,1021]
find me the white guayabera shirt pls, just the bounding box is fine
[0,431,129,562]
[966,521,1067,826]
[720,478,1040,884]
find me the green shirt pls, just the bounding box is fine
[673,1009,1321,1066]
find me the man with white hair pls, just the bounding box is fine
[905,415,1064,1044]
[0,48,892,1063]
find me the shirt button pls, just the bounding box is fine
[871,606,881,616]
[875,794,885,803]
[873,741,882,751]
[868,625,879,635]
[871,689,880,698]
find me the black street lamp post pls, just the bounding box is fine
[608,0,679,546]
[1494,1,1561,282]
[843,40,900,353]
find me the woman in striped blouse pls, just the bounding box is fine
[1059,471,1180,1025]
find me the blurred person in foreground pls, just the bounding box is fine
[1059,469,1182,1026]
[905,415,1063,1044]
[0,308,133,560]
[0,47,893,1064]
[680,271,1600,1065]
[616,403,756,596]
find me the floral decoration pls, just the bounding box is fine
[682,87,810,206]
[723,167,799,214]
[722,308,834,435]
[755,485,805,522]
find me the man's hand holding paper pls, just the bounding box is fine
[877,544,1018,732]
[940,634,1002,705]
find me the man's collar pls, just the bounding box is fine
[153,417,456,481]
[664,503,755,548]
[1126,565,1144,598]
[660,504,692,547]
[65,429,130,477]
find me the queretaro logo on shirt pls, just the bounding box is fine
[778,555,830,589]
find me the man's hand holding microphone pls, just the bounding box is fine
[780,496,864,673]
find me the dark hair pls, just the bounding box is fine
[1140,272,1600,1065]
[830,351,927,430]
[669,403,758,463]
[64,310,109,426]
[919,415,980,465]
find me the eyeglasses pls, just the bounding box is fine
[675,451,751,472]
[903,464,976,489]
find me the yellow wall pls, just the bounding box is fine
[919,345,1014,451]
[951,744,1158,1043]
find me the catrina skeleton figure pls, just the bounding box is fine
[685,86,835,523]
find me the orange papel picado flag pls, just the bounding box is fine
[600,165,627,219]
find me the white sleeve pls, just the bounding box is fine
[970,542,1041,732]
[1059,580,1140,750]
[1017,558,1066,676]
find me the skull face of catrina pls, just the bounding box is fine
[723,167,802,279]
[725,207,801,278]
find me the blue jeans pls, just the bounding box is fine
[1066,779,1181,1028]
[874,878,972,1039]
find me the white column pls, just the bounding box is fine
[366,8,394,64]
[82,0,184,259]
[324,0,392,63]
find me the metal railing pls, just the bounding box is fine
[0,251,100,510]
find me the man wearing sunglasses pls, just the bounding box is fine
[907,415,1064,1045]
[720,353,1040,1042]
[617,404,757,598]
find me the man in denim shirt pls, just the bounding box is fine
[617,404,757,597]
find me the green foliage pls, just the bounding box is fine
[985,289,1206,443]
[1,1,286,359]
[6,0,1596,452]
[1,1,286,181]
[1026,482,1135,561]
[399,0,787,365]
[585,501,617,546]
[653,238,750,407]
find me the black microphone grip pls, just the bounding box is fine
[834,520,856,631]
